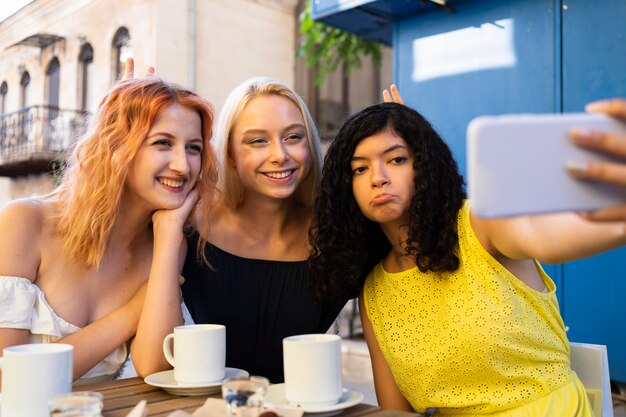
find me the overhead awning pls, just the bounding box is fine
[8,33,64,49]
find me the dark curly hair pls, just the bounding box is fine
[309,102,465,298]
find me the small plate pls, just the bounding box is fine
[265,384,364,413]
[144,367,248,396]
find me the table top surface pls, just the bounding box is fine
[82,377,410,417]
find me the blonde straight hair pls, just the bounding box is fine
[55,77,218,268]
[212,77,323,209]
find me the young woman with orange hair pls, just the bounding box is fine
[0,77,217,383]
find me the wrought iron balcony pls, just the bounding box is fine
[0,105,89,177]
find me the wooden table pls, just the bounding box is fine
[82,377,411,417]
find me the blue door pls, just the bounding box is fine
[395,0,557,174]
[560,0,626,382]
[394,0,626,381]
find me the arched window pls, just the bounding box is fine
[78,43,94,112]
[1,81,7,115]
[111,27,131,82]
[46,57,61,118]
[20,71,30,108]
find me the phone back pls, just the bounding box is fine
[467,112,626,218]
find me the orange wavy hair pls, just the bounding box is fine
[55,77,217,268]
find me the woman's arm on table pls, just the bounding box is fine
[131,189,198,377]
[60,284,146,379]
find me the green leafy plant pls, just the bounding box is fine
[298,0,382,85]
[49,154,66,186]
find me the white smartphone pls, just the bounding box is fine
[467,112,626,218]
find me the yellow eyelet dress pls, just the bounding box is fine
[363,201,593,416]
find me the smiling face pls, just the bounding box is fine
[124,103,203,212]
[229,94,311,202]
[350,129,415,227]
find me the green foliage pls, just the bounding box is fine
[298,0,382,86]
[50,154,66,186]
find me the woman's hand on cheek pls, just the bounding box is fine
[151,188,199,236]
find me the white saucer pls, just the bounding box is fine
[144,367,248,396]
[265,384,363,413]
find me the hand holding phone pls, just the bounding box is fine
[467,112,626,218]
[568,99,626,221]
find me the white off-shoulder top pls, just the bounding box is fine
[0,276,128,384]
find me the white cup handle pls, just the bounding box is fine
[162,333,175,367]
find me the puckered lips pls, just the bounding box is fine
[262,169,296,181]
[371,192,395,206]
[157,176,187,191]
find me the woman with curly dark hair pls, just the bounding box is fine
[310,98,626,416]
[310,98,465,299]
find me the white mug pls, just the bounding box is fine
[283,334,343,407]
[0,343,73,417]
[163,324,226,384]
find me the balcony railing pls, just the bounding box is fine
[0,105,89,177]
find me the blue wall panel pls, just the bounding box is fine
[395,0,556,175]
[561,0,626,111]
[559,0,626,383]
[563,248,626,381]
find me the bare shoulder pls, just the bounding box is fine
[0,196,56,228]
[0,197,54,280]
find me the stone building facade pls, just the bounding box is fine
[0,0,391,204]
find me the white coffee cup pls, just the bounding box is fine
[0,343,73,417]
[283,334,342,407]
[163,324,226,384]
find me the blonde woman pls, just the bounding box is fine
[0,77,217,383]
[135,77,351,382]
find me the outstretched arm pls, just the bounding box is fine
[471,209,626,265]
[472,100,626,263]
[131,189,198,377]
[568,98,626,221]
[59,284,146,379]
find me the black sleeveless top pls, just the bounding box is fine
[181,233,349,383]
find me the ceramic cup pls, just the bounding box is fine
[0,343,73,417]
[283,334,342,407]
[162,324,226,384]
